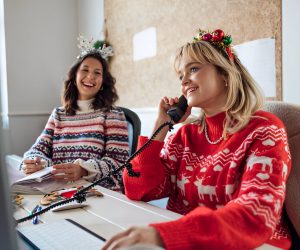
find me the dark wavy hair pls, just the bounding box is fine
[62,52,118,115]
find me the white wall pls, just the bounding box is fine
[5,0,78,114]
[2,0,104,156]
[78,0,105,40]
[282,0,300,105]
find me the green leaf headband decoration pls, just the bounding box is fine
[77,35,113,60]
[193,29,234,61]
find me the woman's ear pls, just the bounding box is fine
[224,79,228,87]
[221,73,228,87]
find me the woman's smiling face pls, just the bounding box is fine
[179,62,228,116]
[76,57,103,100]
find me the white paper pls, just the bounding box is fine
[10,165,90,194]
[133,27,157,61]
[11,178,90,195]
[234,38,276,97]
[18,219,105,249]
[14,167,53,184]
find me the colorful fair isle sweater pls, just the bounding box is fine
[22,99,129,192]
[124,110,291,249]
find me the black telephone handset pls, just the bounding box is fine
[167,95,188,123]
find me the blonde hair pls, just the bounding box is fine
[174,41,265,137]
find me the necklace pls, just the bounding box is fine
[204,122,224,144]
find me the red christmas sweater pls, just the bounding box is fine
[123,111,291,250]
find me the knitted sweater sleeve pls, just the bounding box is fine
[76,108,129,190]
[150,120,291,249]
[123,134,178,201]
[21,109,56,169]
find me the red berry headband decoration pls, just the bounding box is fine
[193,29,234,62]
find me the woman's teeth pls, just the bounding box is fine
[187,87,197,94]
[83,82,95,87]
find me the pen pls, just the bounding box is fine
[32,205,42,225]
[30,205,39,215]
[30,205,39,225]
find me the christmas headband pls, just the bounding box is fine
[193,29,234,61]
[77,35,113,60]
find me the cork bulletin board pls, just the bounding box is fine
[105,0,281,108]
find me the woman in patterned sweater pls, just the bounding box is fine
[103,29,291,249]
[21,50,129,192]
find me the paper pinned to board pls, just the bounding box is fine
[234,38,276,97]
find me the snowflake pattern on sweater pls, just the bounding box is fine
[124,111,291,249]
[23,106,129,192]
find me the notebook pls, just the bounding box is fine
[17,219,106,249]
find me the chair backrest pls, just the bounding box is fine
[264,101,300,249]
[120,107,141,155]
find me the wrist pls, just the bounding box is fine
[151,227,164,248]
[154,117,171,128]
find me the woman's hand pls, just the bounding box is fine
[22,157,45,175]
[158,96,191,124]
[102,226,164,250]
[157,96,179,122]
[152,96,192,141]
[52,163,88,182]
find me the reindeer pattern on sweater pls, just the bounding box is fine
[124,110,291,250]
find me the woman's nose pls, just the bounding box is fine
[87,73,95,80]
[181,74,189,86]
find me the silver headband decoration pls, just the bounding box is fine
[77,35,113,60]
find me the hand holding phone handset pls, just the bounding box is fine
[167,95,189,123]
[16,96,189,224]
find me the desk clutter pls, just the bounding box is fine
[9,165,92,194]
[15,186,182,250]
[14,186,104,224]
[40,187,103,206]
[12,194,24,206]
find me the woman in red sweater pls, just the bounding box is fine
[103,29,291,249]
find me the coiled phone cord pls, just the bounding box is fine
[16,120,174,224]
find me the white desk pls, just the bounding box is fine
[10,151,282,250]
[15,186,181,241]
[15,187,284,250]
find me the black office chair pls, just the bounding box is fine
[120,107,141,155]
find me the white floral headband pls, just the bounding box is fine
[77,35,113,60]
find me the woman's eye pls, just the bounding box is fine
[190,67,199,73]
[82,69,88,72]
[95,72,102,75]
[179,75,183,81]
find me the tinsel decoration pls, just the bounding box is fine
[77,35,113,60]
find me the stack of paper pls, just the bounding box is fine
[14,167,54,184]
[10,167,90,194]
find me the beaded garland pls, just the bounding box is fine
[193,29,234,61]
